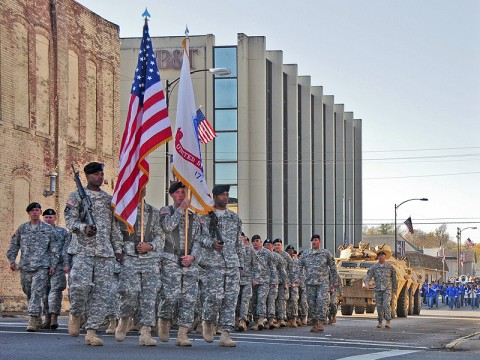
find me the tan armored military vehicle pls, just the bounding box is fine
[336,242,423,318]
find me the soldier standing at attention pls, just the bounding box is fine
[263,238,286,329]
[273,238,294,327]
[201,185,244,347]
[41,209,70,330]
[64,162,123,346]
[115,188,162,346]
[362,245,397,329]
[157,181,204,347]
[7,202,58,332]
[236,233,255,332]
[296,234,337,333]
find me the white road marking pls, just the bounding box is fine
[336,349,420,360]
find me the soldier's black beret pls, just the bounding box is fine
[84,162,104,174]
[285,245,295,251]
[212,184,230,196]
[251,234,261,241]
[272,238,282,244]
[311,234,321,241]
[263,238,273,245]
[169,181,186,194]
[26,202,42,212]
[42,208,56,216]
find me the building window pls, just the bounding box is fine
[214,46,238,210]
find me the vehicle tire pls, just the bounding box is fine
[413,288,421,315]
[341,305,354,315]
[408,287,414,315]
[354,306,365,314]
[366,305,376,314]
[396,286,409,318]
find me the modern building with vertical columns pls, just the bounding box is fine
[120,33,363,254]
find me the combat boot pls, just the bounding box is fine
[301,316,307,326]
[202,321,214,343]
[331,314,336,324]
[250,317,264,331]
[27,316,40,332]
[42,315,51,329]
[385,320,391,329]
[115,317,130,342]
[377,321,383,328]
[310,319,324,333]
[268,318,280,329]
[296,318,303,326]
[85,329,103,346]
[288,317,297,328]
[195,321,203,334]
[158,318,170,342]
[176,326,192,346]
[50,314,59,330]
[68,314,81,337]
[105,316,117,334]
[279,319,287,327]
[139,326,157,346]
[237,319,247,332]
[219,331,236,347]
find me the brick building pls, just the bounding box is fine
[0,0,120,312]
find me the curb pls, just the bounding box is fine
[444,331,480,350]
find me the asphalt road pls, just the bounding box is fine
[1,305,479,360]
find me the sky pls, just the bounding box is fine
[76,0,480,243]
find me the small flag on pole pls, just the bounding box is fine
[404,217,414,234]
[195,108,217,144]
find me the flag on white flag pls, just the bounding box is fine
[172,36,214,213]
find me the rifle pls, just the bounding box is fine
[71,164,96,231]
[209,211,224,245]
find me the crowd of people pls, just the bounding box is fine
[421,280,480,310]
[6,162,412,348]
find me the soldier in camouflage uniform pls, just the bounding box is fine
[296,234,337,333]
[327,266,343,324]
[64,162,123,346]
[362,245,397,329]
[115,189,162,346]
[297,250,309,326]
[249,234,275,331]
[263,238,287,329]
[201,185,244,347]
[6,202,58,332]
[285,245,299,327]
[41,209,70,330]
[157,181,204,347]
[236,233,255,332]
[273,239,294,327]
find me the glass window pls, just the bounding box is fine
[215,109,237,131]
[215,133,237,161]
[214,47,237,77]
[215,163,237,184]
[215,79,237,108]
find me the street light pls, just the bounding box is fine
[163,67,231,205]
[456,226,476,277]
[394,197,428,258]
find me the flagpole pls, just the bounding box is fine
[184,189,192,257]
[140,197,145,242]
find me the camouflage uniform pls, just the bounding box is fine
[327,267,343,322]
[297,248,336,324]
[201,209,244,333]
[118,202,162,327]
[275,250,293,321]
[42,226,70,316]
[251,248,275,320]
[6,221,58,317]
[64,188,123,330]
[158,205,204,328]
[364,262,398,322]
[287,258,301,320]
[237,245,255,322]
[267,250,287,320]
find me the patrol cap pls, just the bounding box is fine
[272,238,282,244]
[169,181,186,194]
[263,238,273,246]
[212,184,230,196]
[311,234,321,241]
[42,208,56,216]
[84,162,104,174]
[26,202,42,212]
[251,234,261,242]
[285,245,295,251]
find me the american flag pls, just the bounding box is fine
[112,20,172,233]
[404,216,414,234]
[195,108,216,144]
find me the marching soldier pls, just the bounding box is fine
[41,209,70,329]
[285,245,300,327]
[64,162,123,346]
[273,239,294,327]
[264,238,287,329]
[362,245,397,329]
[6,202,58,332]
[236,233,255,332]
